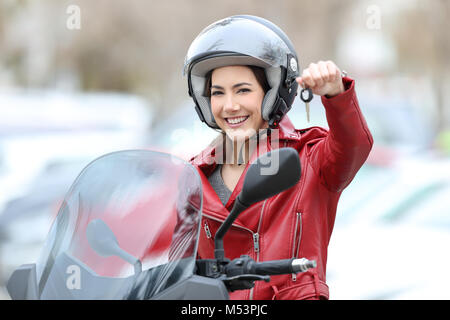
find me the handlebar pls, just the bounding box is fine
[223,256,316,278]
[196,256,317,292]
[249,258,317,276]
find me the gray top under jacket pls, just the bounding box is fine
[207,164,232,207]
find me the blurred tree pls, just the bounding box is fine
[0,0,354,117]
[0,0,448,129]
[392,0,450,131]
[57,0,353,117]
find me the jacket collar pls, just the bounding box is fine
[189,115,300,215]
[189,114,299,172]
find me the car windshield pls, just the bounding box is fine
[34,150,202,299]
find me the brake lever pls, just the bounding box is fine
[222,274,270,292]
[225,274,270,282]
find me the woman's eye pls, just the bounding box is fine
[211,88,249,96]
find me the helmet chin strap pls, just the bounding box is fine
[268,96,289,128]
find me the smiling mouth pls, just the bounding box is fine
[225,116,249,125]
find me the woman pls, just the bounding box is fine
[183,15,373,300]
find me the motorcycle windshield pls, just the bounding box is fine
[34,150,202,299]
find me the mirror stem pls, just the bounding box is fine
[214,196,249,262]
[116,247,142,276]
[133,261,142,277]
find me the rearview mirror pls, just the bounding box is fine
[239,147,301,206]
[86,219,142,275]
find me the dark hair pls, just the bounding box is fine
[203,65,270,97]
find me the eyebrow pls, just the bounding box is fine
[211,82,252,90]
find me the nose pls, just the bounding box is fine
[223,94,240,113]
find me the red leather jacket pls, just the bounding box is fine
[189,77,373,300]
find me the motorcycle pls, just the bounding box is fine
[7,147,316,299]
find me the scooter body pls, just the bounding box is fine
[7,148,315,300]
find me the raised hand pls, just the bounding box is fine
[296,61,345,98]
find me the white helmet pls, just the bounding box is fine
[183,15,300,129]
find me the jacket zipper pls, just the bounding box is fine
[202,213,256,241]
[249,199,267,300]
[291,212,302,281]
[203,213,258,300]
[203,199,266,301]
[253,233,260,253]
[295,213,302,259]
[204,221,212,239]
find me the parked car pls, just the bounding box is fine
[0,90,153,296]
[0,90,153,212]
[326,220,450,299]
[326,155,450,299]
[335,152,450,227]
[147,100,217,160]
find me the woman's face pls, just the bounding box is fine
[210,65,268,142]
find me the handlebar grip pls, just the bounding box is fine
[250,258,316,276]
[292,258,317,273]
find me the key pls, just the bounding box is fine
[305,101,310,123]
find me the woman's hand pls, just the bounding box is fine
[296,61,345,98]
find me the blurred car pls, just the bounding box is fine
[326,156,450,299]
[397,181,450,229]
[0,157,91,284]
[0,90,152,134]
[0,90,153,212]
[335,152,450,227]
[147,100,218,161]
[326,220,450,300]
[0,90,153,295]
[386,181,450,299]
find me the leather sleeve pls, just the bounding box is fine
[307,77,374,192]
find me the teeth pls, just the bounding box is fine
[227,116,248,124]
